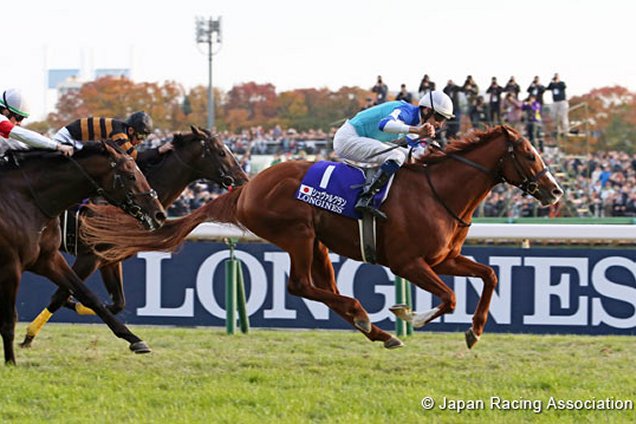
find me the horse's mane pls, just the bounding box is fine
[168,133,188,148]
[422,125,516,164]
[170,129,217,149]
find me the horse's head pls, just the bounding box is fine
[497,126,563,206]
[100,141,167,230]
[172,126,249,189]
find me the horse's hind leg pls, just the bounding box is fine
[311,242,403,349]
[100,262,125,314]
[274,229,373,335]
[20,255,101,348]
[0,264,20,365]
[34,252,150,354]
[432,255,498,349]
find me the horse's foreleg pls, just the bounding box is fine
[0,265,20,365]
[0,266,20,365]
[311,242,402,349]
[432,255,498,349]
[390,258,457,328]
[100,262,125,314]
[35,252,150,354]
[20,255,101,348]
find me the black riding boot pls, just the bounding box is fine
[355,161,397,220]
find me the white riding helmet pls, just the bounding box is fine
[0,88,30,118]
[418,90,454,119]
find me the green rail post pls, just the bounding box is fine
[236,259,250,334]
[395,277,407,337]
[225,238,250,335]
[405,280,413,336]
[225,238,238,335]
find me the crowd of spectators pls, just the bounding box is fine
[139,73,633,220]
[476,150,636,219]
[371,73,571,151]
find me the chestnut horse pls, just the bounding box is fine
[20,126,249,348]
[0,141,167,364]
[80,126,563,349]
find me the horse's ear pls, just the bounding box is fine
[501,124,516,140]
[191,125,202,136]
[102,140,124,159]
[102,140,117,156]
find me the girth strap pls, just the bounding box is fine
[357,215,377,264]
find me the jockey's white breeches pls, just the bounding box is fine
[333,121,408,166]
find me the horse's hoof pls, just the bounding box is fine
[389,304,412,321]
[465,328,480,349]
[129,341,152,354]
[354,318,372,334]
[384,336,404,349]
[19,335,34,349]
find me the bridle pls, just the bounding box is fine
[424,128,549,226]
[67,154,158,222]
[494,137,549,196]
[170,134,236,188]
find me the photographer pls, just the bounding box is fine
[546,73,569,138]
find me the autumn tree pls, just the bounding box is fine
[183,85,225,131]
[569,86,636,153]
[47,76,191,132]
[223,82,277,131]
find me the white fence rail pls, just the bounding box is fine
[187,223,636,243]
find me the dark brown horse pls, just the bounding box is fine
[80,126,563,349]
[0,141,166,364]
[20,126,249,348]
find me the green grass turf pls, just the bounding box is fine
[0,324,634,423]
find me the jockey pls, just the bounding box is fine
[333,90,454,219]
[53,111,173,161]
[0,88,74,156]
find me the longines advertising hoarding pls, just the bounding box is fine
[17,243,636,334]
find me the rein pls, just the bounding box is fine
[422,128,549,226]
[423,168,471,227]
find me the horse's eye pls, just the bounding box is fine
[219,150,226,157]
[128,173,136,181]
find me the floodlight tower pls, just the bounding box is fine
[195,16,222,130]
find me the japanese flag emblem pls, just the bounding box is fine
[300,184,314,195]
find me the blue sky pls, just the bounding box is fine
[3,0,635,119]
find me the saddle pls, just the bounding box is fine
[295,161,395,264]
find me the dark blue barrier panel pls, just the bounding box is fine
[16,243,636,335]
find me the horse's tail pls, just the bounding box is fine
[80,187,244,263]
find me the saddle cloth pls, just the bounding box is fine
[294,161,394,219]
